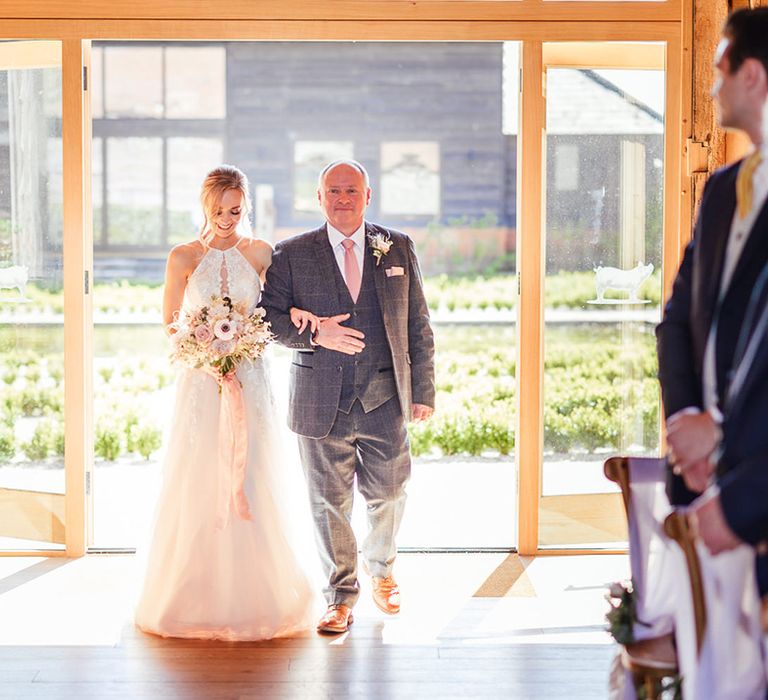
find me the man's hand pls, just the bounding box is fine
[678,457,714,494]
[289,307,321,335]
[314,313,365,355]
[666,411,721,470]
[690,491,743,555]
[411,404,434,422]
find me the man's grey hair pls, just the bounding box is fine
[317,159,370,189]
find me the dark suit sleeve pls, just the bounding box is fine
[656,180,724,423]
[405,236,435,408]
[261,242,314,351]
[718,453,768,545]
[656,177,717,505]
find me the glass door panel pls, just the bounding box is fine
[0,41,65,550]
[540,50,665,546]
[90,40,519,549]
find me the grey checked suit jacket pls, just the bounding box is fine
[261,222,435,439]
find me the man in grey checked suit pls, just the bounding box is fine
[261,159,435,634]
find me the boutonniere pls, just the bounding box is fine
[367,232,393,266]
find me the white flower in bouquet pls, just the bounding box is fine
[213,318,237,341]
[208,302,230,321]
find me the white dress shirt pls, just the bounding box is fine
[326,222,366,286]
[702,145,768,415]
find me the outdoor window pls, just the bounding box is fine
[165,47,226,119]
[380,141,440,216]
[106,137,163,246]
[99,45,226,120]
[554,143,579,191]
[104,47,164,118]
[92,43,226,249]
[167,137,225,243]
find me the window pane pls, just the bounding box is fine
[106,138,163,245]
[380,141,440,216]
[104,47,163,118]
[167,137,224,244]
[0,56,65,551]
[541,65,665,547]
[165,47,226,119]
[92,137,104,244]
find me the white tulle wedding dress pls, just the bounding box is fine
[135,241,317,641]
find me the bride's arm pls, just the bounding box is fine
[163,244,195,334]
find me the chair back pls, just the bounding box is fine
[663,511,706,652]
[667,509,767,699]
[604,456,675,641]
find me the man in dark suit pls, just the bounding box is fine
[261,159,435,634]
[657,8,768,558]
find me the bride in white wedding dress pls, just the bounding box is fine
[135,165,319,640]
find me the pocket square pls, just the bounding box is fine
[385,266,405,277]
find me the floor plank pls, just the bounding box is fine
[0,553,627,699]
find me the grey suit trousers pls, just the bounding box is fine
[298,396,411,607]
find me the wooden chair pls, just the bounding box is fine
[663,510,707,654]
[604,456,705,699]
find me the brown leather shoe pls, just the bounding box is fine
[316,604,354,634]
[371,576,401,615]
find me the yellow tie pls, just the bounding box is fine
[736,149,763,219]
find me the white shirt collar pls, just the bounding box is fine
[327,221,366,250]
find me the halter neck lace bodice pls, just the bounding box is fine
[184,243,261,314]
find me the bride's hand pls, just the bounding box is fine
[290,307,321,335]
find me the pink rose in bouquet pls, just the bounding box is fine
[193,324,213,345]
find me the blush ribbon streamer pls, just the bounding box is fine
[215,371,252,529]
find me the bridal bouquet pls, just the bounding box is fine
[169,295,273,377]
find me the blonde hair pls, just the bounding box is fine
[199,164,252,246]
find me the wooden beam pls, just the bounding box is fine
[0,19,683,41]
[663,34,685,304]
[688,0,727,225]
[0,0,681,22]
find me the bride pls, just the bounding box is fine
[135,164,319,640]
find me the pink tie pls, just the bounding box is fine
[342,238,361,303]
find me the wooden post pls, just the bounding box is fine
[516,41,544,556]
[62,39,92,557]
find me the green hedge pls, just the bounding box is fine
[1,270,661,317]
[407,326,659,457]
[1,322,660,463]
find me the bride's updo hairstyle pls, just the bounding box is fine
[199,164,252,246]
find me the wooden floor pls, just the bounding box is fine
[0,553,627,699]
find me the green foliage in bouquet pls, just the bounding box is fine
[605,579,645,645]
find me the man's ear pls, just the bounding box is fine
[743,57,768,93]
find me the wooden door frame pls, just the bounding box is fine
[0,8,686,557]
[518,34,683,554]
